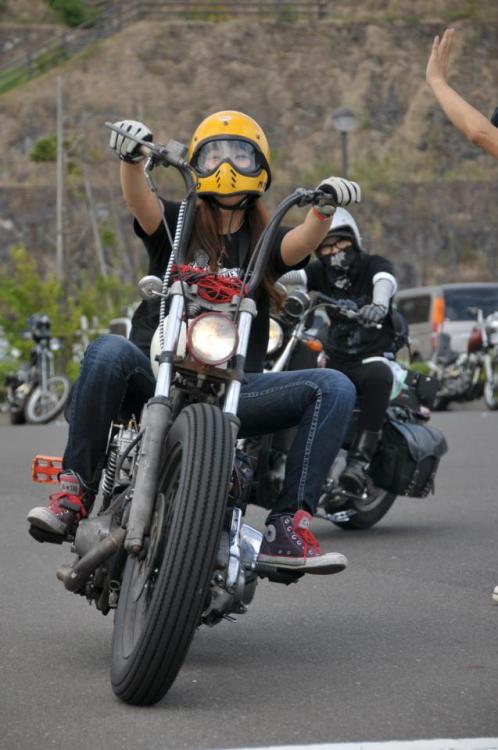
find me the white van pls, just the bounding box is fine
[395,282,498,361]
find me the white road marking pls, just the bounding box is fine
[214,740,498,750]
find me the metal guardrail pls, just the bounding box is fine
[0,0,329,95]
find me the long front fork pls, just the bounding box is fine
[125,292,255,553]
[483,353,494,385]
[124,290,185,553]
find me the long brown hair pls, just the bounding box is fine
[188,199,283,306]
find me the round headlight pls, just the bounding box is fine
[267,317,284,355]
[188,313,238,366]
[282,290,310,319]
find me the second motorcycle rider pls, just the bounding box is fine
[293,210,399,495]
[28,110,360,575]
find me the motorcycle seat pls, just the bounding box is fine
[436,351,459,366]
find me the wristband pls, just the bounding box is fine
[312,206,331,222]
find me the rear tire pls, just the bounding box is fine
[322,487,397,530]
[111,403,233,706]
[25,375,71,424]
[432,396,449,411]
[9,408,26,425]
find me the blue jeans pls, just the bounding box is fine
[64,335,356,514]
[238,370,355,514]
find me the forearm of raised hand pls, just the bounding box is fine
[120,162,162,235]
[429,79,498,159]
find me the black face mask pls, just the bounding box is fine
[319,245,359,290]
[323,246,357,271]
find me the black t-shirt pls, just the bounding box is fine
[305,253,396,362]
[130,199,306,373]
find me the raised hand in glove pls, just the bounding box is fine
[314,177,361,216]
[357,303,387,327]
[109,120,153,163]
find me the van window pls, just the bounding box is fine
[443,287,498,321]
[397,295,431,324]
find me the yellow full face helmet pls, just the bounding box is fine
[188,110,271,198]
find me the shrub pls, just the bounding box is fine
[49,0,87,27]
[30,135,57,162]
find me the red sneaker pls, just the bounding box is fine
[258,510,347,575]
[27,472,93,541]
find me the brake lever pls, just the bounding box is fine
[346,311,382,330]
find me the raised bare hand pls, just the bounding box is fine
[426,27,454,86]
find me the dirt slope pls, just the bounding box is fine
[0,7,497,285]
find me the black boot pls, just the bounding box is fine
[340,430,381,495]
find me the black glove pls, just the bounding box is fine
[357,303,387,327]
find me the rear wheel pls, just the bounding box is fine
[9,408,26,425]
[111,403,233,706]
[25,375,71,424]
[432,395,449,411]
[321,486,397,530]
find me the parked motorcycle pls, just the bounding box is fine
[30,126,349,706]
[429,307,498,411]
[6,314,71,425]
[245,286,447,530]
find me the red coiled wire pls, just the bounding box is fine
[171,264,248,304]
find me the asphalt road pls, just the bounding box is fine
[1,405,497,750]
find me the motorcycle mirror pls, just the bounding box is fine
[138,275,164,301]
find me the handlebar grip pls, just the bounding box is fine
[105,122,190,170]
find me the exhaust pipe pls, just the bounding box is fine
[56,527,126,592]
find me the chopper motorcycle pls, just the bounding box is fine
[244,283,447,530]
[30,126,351,706]
[6,314,71,425]
[428,307,498,411]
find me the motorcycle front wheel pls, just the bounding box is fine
[484,366,498,410]
[111,403,233,706]
[25,375,71,424]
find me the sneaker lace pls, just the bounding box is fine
[47,491,88,518]
[295,524,321,557]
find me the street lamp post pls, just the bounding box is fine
[331,107,358,178]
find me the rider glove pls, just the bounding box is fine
[314,177,361,215]
[109,119,153,163]
[357,303,387,327]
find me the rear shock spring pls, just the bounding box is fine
[101,449,117,500]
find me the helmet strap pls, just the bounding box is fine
[203,195,257,211]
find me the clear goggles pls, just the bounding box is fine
[192,139,261,176]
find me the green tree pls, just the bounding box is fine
[0,244,133,383]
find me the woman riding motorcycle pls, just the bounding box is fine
[27,110,360,575]
[290,209,398,495]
